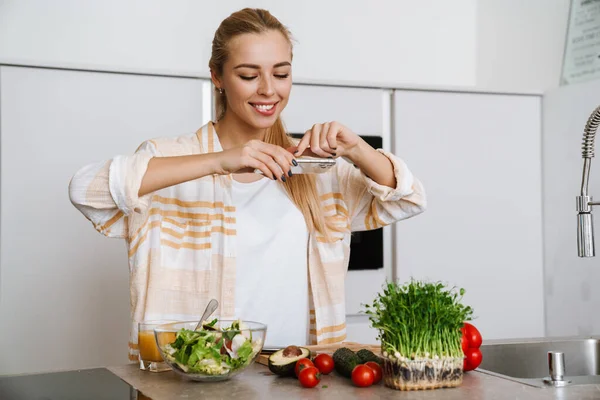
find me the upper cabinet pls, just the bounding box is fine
[392,90,545,340]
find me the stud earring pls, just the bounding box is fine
[218,88,224,94]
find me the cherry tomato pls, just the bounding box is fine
[298,366,321,388]
[462,322,482,348]
[295,358,314,377]
[313,353,335,375]
[463,347,483,371]
[364,361,382,384]
[218,338,232,355]
[351,364,374,387]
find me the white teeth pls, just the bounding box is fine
[253,104,274,111]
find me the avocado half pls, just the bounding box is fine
[268,345,311,376]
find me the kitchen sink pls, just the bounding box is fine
[477,336,600,388]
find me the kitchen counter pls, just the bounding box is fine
[108,363,600,400]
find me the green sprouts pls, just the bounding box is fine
[364,279,474,359]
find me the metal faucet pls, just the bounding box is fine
[544,351,571,386]
[576,105,600,257]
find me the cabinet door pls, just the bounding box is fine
[0,66,210,374]
[282,84,391,343]
[393,90,544,340]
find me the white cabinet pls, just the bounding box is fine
[282,84,392,344]
[393,90,545,340]
[0,66,210,374]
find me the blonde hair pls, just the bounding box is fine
[209,8,339,236]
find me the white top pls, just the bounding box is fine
[232,177,310,348]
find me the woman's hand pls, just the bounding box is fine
[217,140,297,182]
[294,121,397,188]
[294,121,362,160]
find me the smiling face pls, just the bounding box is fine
[212,30,293,131]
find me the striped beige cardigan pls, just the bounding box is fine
[68,121,426,361]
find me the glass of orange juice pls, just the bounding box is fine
[138,320,175,372]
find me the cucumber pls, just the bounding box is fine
[357,349,382,364]
[333,347,360,378]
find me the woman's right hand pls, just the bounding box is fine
[216,140,298,182]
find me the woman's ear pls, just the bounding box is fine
[210,70,222,91]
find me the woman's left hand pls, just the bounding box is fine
[294,121,361,159]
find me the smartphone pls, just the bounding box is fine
[253,157,336,176]
[291,158,336,174]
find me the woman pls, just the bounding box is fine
[69,8,426,361]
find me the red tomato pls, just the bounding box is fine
[364,361,382,384]
[351,364,374,387]
[313,354,335,375]
[218,338,232,355]
[461,333,470,353]
[463,348,483,371]
[462,322,482,348]
[295,358,314,377]
[298,366,321,388]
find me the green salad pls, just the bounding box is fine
[161,319,262,375]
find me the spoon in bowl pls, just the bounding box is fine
[195,298,219,331]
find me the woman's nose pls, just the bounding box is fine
[257,77,275,96]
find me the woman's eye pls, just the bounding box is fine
[275,74,289,79]
[239,76,257,81]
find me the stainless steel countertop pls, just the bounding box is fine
[108,362,600,399]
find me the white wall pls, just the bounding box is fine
[542,80,600,337]
[476,0,571,92]
[0,0,477,87]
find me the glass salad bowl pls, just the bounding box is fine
[154,319,266,382]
